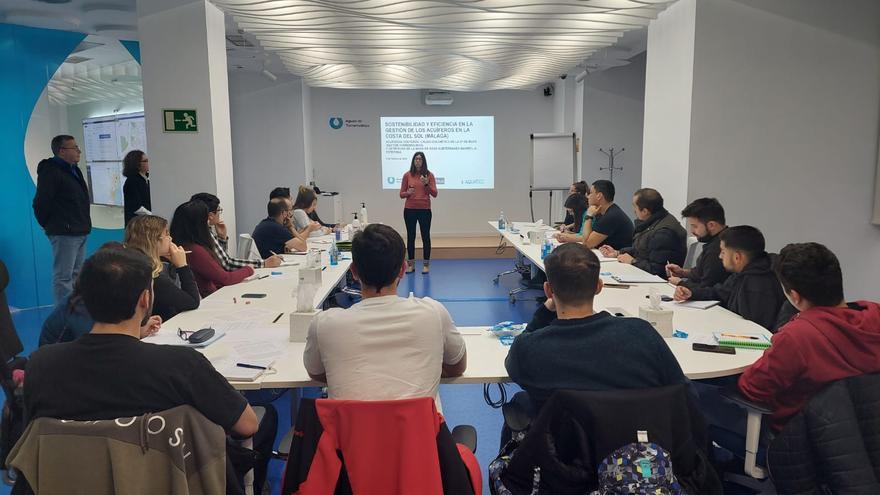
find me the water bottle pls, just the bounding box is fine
[498,211,506,230]
[542,238,552,259]
[329,239,339,266]
[359,202,369,225]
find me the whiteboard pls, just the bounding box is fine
[531,133,576,190]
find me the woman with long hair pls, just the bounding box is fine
[122,149,151,225]
[554,193,590,243]
[292,186,329,237]
[399,151,437,273]
[125,215,200,320]
[170,200,253,297]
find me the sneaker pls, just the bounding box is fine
[406,260,415,273]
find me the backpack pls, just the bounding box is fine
[591,433,684,495]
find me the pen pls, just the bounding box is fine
[272,313,283,323]
[721,333,760,340]
[256,274,270,280]
[270,250,278,256]
[322,266,327,271]
[236,363,268,370]
[184,251,192,254]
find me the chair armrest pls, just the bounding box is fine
[451,425,477,452]
[720,387,773,415]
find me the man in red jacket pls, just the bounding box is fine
[738,242,880,431]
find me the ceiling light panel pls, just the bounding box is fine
[213,0,672,90]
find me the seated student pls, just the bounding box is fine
[599,188,686,277]
[124,215,201,321]
[273,186,337,229]
[554,193,589,243]
[252,198,307,258]
[292,186,330,237]
[560,180,588,231]
[698,243,880,456]
[505,243,686,414]
[666,198,730,289]
[303,224,466,409]
[581,179,634,250]
[39,242,161,346]
[674,226,784,330]
[23,249,259,494]
[170,200,254,297]
[190,192,282,269]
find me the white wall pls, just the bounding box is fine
[642,0,697,217]
[229,73,307,234]
[308,88,555,235]
[685,0,880,299]
[582,54,646,218]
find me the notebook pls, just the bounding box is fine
[665,300,720,310]
[611,273,666,284]
[713,332,772,350]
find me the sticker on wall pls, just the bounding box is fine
[163,109,198,132]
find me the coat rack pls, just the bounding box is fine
[599,147,624,181]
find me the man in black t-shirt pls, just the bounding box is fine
[581,179,634,249]
[25,249,258,435]
[252,198,306,258]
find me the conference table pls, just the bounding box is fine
[154,223,772,393]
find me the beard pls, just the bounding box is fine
[140,289,155,327]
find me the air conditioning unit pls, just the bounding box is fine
[424,90,453,106]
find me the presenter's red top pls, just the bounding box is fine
[399,172,438,210]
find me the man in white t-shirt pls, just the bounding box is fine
[303,224,467,408]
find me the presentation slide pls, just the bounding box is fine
[380,116,494,189]
[82,111,146,206]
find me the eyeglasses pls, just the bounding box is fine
[177,327,215,343]
[61,146,81,152]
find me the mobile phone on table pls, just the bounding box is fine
[241,293,267,299]
[692,343,736,355]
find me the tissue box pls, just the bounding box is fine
[639,306,674,338]
[527,231,543,244]
[290,309,321,342]
[298,267,323,286]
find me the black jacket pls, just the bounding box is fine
[767,373,880,494]
[621,209,687,278]
[123,173,151,225]
[690,253,785,330]
[499,386,722,494]
[681,230,729,290]
[32,157,91,236]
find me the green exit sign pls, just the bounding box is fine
[163,109,198,132]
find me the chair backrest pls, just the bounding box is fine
[499,384,720,494]
[768,373,880,493]
[9,405,227,495]
[683,237,702,269]
[282,397,479,495]
[237,234,261,261]
[0,260,23,363]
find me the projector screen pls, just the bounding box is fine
[381,116,494,189]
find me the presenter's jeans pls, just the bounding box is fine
[48,234,87,304]
[403,208,432,260]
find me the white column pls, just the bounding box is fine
[641,0,696,218]
[136,0,238,240]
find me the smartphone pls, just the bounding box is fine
[241,293,267,299]
[692,343,736,355]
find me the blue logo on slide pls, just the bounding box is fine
[329,117,343,130]
[387,177,396,185]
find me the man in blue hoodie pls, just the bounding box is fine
[32,135,92,303]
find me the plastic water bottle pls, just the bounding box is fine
[541,238,552,259]
[329,239,339,266]
[359,202,369,225]
[498,211,506,230]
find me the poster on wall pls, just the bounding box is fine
[82,111,146,206]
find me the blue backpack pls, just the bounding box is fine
[591,431,684,495]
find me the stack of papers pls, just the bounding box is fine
[664,300,721,310]
[143,329,226,348]
[611,273,666,284]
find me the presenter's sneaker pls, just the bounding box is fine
[422,261,430,274]
[406,260,415,273]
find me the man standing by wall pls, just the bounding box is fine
[32,135,91,303]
